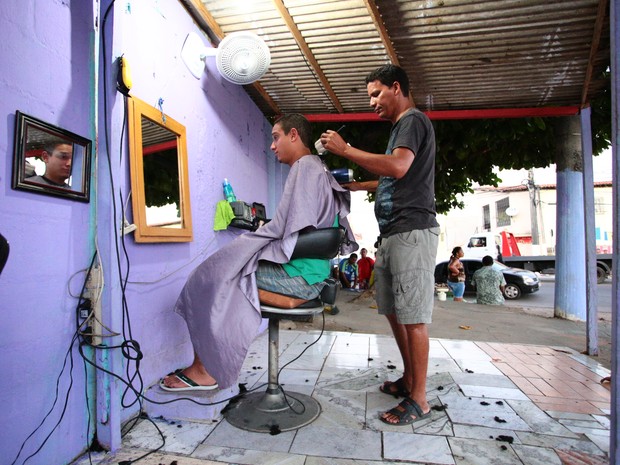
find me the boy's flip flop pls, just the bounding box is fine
[159,371,218,392]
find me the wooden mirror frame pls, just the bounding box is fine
[127,97,193,243]
[12,111,92,202]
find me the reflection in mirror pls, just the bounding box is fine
[141,118,181,228]
[128,97,192,242]
[12,111,92,202]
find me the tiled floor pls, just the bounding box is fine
[73,329,611,465]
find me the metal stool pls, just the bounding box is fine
[225,227,345,433]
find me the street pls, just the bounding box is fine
[507,275,613,319]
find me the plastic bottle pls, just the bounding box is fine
[223,178,237,202]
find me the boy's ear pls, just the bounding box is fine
[289,127,298,141]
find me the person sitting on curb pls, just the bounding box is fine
[472,255,506,305]
[339,253,358,289]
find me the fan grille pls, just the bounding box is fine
[216,32,271,85]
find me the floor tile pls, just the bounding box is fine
[447,436,524,464]
[121,417,216,455]
[290,425,382,461]
[74,331,610,465]
[193,445,306,465]
[383,431,454,464]
[203,419,296,453]
[312,388,367,430]
[511,444,562,465]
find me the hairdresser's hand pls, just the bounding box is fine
[320,130,348,157]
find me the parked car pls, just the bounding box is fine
[434,258,540,300]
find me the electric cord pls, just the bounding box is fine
[17,3,331,462]
[275,310,326,415]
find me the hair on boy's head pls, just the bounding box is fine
[273,113,312,150]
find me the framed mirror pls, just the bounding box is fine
[12,111,92,202]
[128,97,193,242]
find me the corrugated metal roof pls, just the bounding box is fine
[183,0,610,118]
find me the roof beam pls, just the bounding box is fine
[362,0,415,108]
[581,0,608,107]
[271,0,344,113]
[304,106,580,122]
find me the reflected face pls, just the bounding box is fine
[43,143,73,184]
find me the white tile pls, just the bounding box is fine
[202,420,296,452]
[290,425,382,461]
[511,444,562,465]
[439,340,491,361]
[458,385,530,401]
[121,417,216,455]
[193,445,306,465]
[585,432,610,454]
[452,424,521,443]
[515,431,606,455]
[383,431,454,464]
[312,389,367,429]
[447,437,524,465]
[507,399,578,437]
[452,360,504,375]
[324,352,371,369]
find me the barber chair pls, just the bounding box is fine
[225,227,345,432]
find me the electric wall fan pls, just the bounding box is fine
[181,31,271,85]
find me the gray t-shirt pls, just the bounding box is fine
[375,108,439,236]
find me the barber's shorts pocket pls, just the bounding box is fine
[396,230,420,247]
[392,270,425,310]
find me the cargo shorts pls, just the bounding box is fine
[374,227,440,325]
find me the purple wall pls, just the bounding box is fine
[0,0,281,462]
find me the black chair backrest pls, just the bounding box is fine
[290,227,345,260]
[0,233,9,275]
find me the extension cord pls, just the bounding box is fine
[85,266,104,346]
[122,221,137,236]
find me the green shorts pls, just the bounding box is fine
[374,227,439,325]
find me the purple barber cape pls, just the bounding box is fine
[174,155,357,388]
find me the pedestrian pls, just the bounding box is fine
[320,64,439,426]
[472,255,506,305]
[447,246,466,302]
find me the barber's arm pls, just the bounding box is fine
[341,180,378,192]
[320,130,414,179]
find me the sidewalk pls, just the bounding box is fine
[73,293,611,465]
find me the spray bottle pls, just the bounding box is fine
[222,178,237,202]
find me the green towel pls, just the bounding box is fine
[213,200,235,230]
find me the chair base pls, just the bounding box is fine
[225,386,321,432]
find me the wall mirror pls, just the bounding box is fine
[12,111,92,202]
[128,97,193,242]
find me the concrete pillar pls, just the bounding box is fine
[580,107,599,356]
[554,115,586,320]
